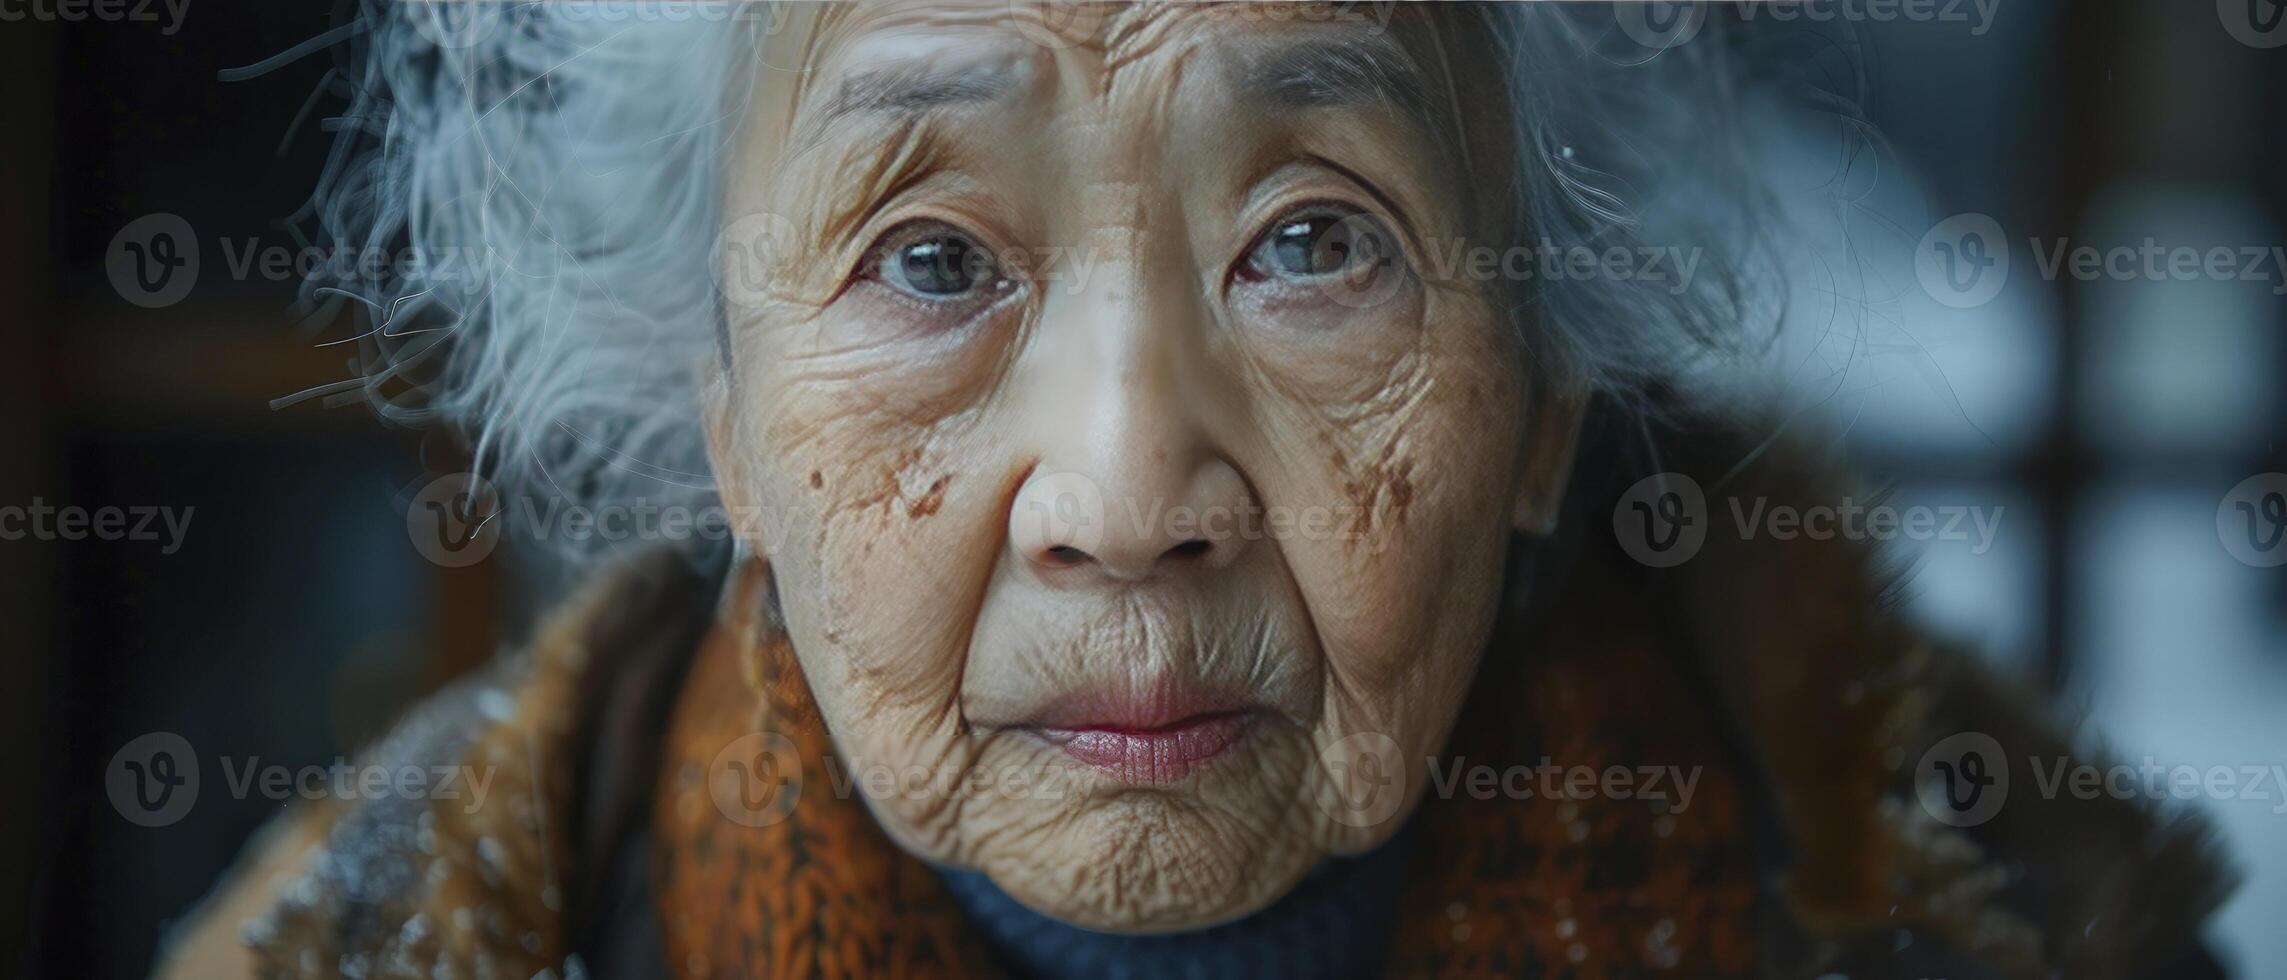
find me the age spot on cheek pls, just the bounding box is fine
[907,475,951,519]
[1341,442,1416,542]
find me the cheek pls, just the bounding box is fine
[1244,302,1526,707]
[730,318,1012,721]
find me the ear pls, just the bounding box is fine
[1511,380,1589,536]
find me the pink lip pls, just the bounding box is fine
[1022,680,1256,784]
[1036,711,1253,784]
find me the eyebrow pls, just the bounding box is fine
[1238,35,1439,135]
[794,63,1023,151]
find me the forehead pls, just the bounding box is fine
[779,1,1448,134]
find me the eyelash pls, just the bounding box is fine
[1227,200,1412,314]
[853,219,1017,320]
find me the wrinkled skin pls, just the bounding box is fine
[705,1,1584,933]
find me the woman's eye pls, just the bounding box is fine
[1239,207,1397,284]
[870,224,1000,300]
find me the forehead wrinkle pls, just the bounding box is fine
[787,44,1034,160]
[1235,33,1444,148]
[1097,4,1195,94]
[793,61,1020,156]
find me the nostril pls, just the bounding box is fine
[1166,539,1212,561]
[1043,544,1090,566]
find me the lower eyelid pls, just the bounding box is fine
[850,276,1021,331]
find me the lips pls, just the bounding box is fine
[1022,680,1257,784]
[1035,710,1255,784]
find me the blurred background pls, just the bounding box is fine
[2,2,2282,976]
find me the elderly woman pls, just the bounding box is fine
[167,3,2230,978]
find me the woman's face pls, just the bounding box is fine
[708,2,1576,932]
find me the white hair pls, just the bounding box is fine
[295,2,1811,559]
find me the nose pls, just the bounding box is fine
[1010,456,1252,580]
[1006,262,1251,582]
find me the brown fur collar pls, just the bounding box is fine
[165,423,2234,979]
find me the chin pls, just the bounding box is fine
[929,714,1347,933]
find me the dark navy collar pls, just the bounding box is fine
[933,819,1419,980]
